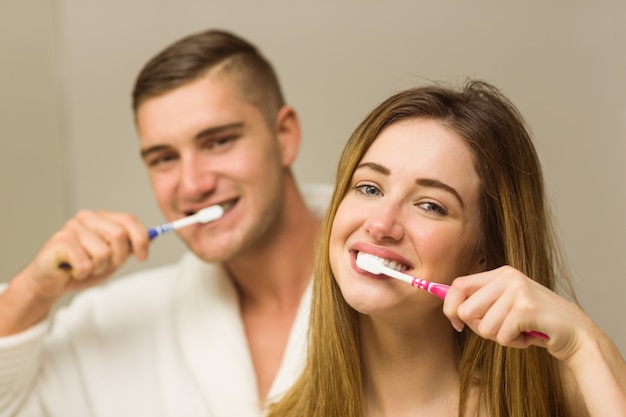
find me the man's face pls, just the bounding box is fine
[136,74,288,262]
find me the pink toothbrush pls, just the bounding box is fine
[356,253,548,340]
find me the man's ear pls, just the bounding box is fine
[274,105,301,167]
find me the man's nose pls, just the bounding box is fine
[179,154,216,198]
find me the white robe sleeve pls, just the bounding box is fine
[0,317,48,417]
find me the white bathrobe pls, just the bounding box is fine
[0,252,311,417]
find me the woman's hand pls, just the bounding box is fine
[443,265,626,416]
[443,265,589,361]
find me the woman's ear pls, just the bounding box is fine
[274,105,301,167]
[470,254,487,274]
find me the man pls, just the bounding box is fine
[0,29,323,416]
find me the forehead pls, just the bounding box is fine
[360,118,480,192]
[135,74,263,144]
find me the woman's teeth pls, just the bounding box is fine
[359,253,409,272]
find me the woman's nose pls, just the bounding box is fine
[363,203,405,242]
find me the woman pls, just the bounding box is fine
[267,80,625,416]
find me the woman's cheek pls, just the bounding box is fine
[411,225,469,284]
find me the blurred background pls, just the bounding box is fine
[1,0,625,353]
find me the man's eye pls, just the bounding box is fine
[204,135,237,149]
[354,184,381,197]
[147,154,176,168]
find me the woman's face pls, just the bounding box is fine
[329,118,484,316]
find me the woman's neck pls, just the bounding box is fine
[360,314,463,417]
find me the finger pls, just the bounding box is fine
[66,226,113,278]
[102,211,150,260]
[444,272,503,332]
[498,312,548,349]
[474,294,545,348]
[42,226,95,279]
[61,212,120,276]
[74,210,149,266]
[467,288,515,341]
[81,214,132,267]
[456,281,504,325]
[500,288,551,347]
[461,271,550,347]
[442,283,467,332]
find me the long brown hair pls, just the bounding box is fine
[267,80,574,417]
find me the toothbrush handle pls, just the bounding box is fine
[148,223,174,240]
[523,330,549,340]
[410,278,449,300]
[410,278,549,340]
[427,282,449,300]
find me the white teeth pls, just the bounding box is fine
[221,200,236,210]
[387,260,401,270]
[360,253,409,272]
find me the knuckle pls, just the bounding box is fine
[514,296,537,316]
[72,260,93,279]
[451,276,470,291]
[476,321,496,340]
[107,225,127,242]
[495,333,511,346]
[120,212,139,223]
[442,303,455,318]
[457,305,472,322]
[74,209,94,221]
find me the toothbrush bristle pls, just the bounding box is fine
[196,205,224,224]
[356,253,384,274]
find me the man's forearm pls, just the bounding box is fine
[0,275,56,336]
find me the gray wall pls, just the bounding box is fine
[1,1,67,280]
[2,1,625,354]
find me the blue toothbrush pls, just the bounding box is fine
[59,205,224,270]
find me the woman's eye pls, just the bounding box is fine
[419,201,448,216]
[354,184,381,197]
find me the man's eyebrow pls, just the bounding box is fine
[141,145,168,160]
[416,178,464,207]
[140,122,245,159]
[193,122,244,140]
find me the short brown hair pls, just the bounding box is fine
[132,29,285,126]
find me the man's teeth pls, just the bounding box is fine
[222,200,235,210]
[361,253,409,272]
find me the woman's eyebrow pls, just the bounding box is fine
[416,178,464,207]
[355,162,390,175]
